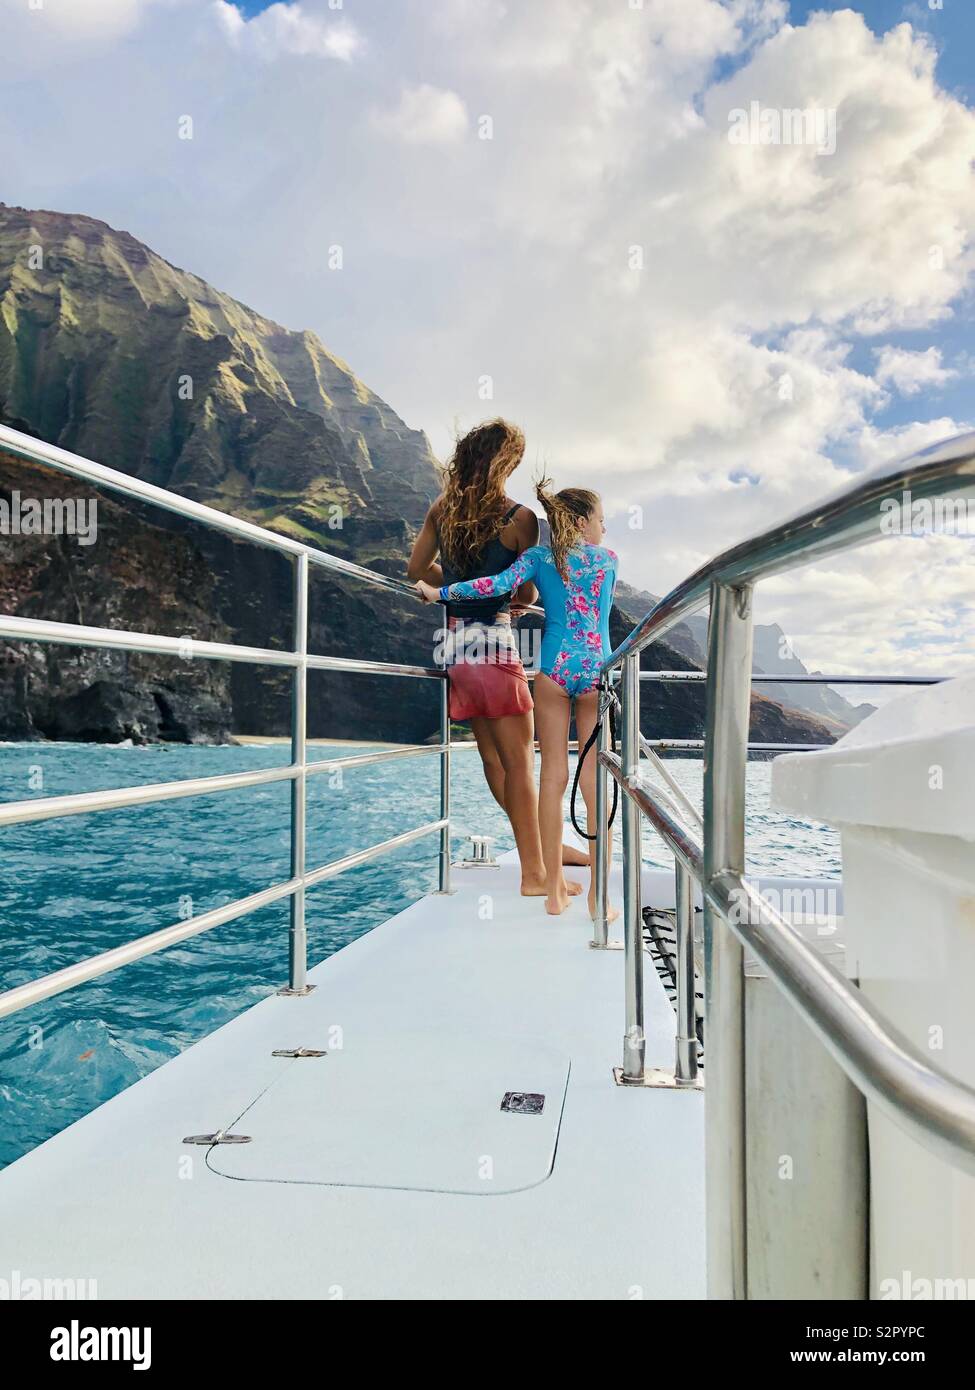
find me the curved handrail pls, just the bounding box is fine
[0,422,421,600]
[604,429,975,671]
[0,423,456,1007]
[0,422,554,618]
[601,752,975,1176]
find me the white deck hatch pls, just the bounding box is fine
[208,1033,570,1194]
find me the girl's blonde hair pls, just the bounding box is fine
[437,418,526,575]
[534,476,600,580]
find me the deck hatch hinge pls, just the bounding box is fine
[500,1092,545,1114]
[182,1130,252,1146]
[271,1047,327,1058]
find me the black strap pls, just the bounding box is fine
[438,502,519,554]
[570,700,619,840]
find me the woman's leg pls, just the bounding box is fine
[574,691,619,923]
[481,712,548,894]
[470,717,507,810]
[533,673,582,914]
[562,840,590,867]
[467,722,581,872]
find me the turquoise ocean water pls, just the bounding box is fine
[0,741,838,1169]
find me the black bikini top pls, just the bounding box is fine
[438,503,522,623]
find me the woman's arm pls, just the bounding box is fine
[416,547,542,605]
[511,506,540,610]
[406,502,444,585]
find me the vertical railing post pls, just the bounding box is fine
[437,605,452,894]
[674,862,699,1086]
[620,653,645,1082]
[703,580,754,1298]
[591,683,612,947]
[286,552,311,994]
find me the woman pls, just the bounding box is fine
[418,479,617,920]
[407,420,585,898]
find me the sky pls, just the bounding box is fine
[1,0,973,689]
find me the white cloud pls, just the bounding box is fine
[748,414,975,689]
[0,0,973,677]
[855,415,972,471]
[874,345,958,395]
[756,531,975,684]
[371,85,469,146]
[214,1,361,62]
[0,0,361,62]
[33,0,143,37]
[0,0,146,53]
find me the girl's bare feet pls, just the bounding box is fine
[587,885,620,923]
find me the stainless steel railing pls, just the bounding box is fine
[640,671,946,685]
[6,415,975,1293]
[591,426,975,1299]
[0,422,455,1019]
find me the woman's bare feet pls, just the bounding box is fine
[545,877,583,914]
[562,843,591,867]
[524,876,582,898]
[521,876,548,897]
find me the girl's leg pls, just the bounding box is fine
[484,712,548,895]
[574,691,619,923]
[533,673,582,914]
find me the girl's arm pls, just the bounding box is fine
[406,502,444,585]
[597,549,619,649]
[606,552,619,607]
[415,547,542,605]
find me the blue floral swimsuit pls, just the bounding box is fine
[440,544,618,698]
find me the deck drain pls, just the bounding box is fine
[500,1092,545,1114]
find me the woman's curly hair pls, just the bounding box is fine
[437,419,526,575]
[535,476,600,581]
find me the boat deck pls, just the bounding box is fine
[0,850,705,1300]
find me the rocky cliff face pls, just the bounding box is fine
[0,448,443,744]
[0,204,445,742]
[0,203,439,540]
[0,203,837,749]
[0,454,235,742]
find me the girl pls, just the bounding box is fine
[418,480,618,919]
[407,421,586,898]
